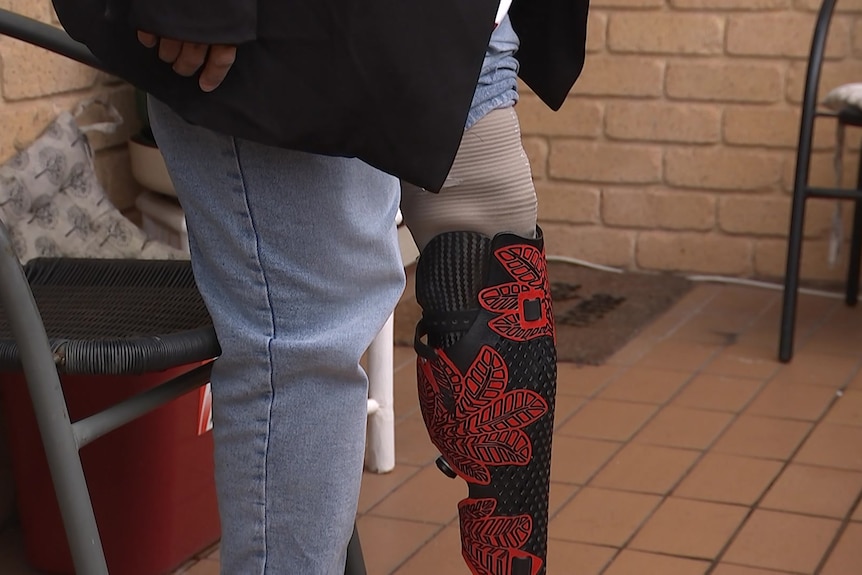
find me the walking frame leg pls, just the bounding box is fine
[0,223,108,574]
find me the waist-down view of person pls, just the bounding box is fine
[50,0,590,572]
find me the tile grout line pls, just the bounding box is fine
[700,337,862,575]
[551,291,744,572]
[592,289,802,574]
[385,516,458,575]
[812,486,862,575]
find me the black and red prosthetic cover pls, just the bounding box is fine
[414,229,557,575]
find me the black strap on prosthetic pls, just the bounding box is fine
[415,228,557,575]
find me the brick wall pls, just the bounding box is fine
[0,0,143,211]
[0,0,143,530]
[523,0,862,281]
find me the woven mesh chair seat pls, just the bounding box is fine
[0,258,219,375]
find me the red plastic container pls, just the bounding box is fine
[0,363,220,575]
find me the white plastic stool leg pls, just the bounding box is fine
[365,312,395,473]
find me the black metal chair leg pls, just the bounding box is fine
[779,0,838,363]
[780,191,808,363]
[846,149,862,306]
[345,524,368,575]
[847,199,862,306]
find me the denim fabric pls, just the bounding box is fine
[466,14,520,130]
[147,97,406,574]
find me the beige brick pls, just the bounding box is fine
[605,101,721,144]
[522,137,548,180]
[719,194,844,239]
[0,38,99,100]
[518,95,602,138]
[772,190,859,245]
[608,13,724,55]
[592,0,663,6]
[854,20,862,57]
[787,59,862,105]
[587,11,607,53]
[672,0,789,8]
[727,13,849,59]
[49,2,62,25]
[94,148,145,211]
[796,0,862,12]
[666,148,783,191]
[723,106,801,148]
[542,222,636,268]
[536,182,601,224]
[666,62,783,104]
[0,0,56,21]
[718,195,792,236]
[550,140,663,184]
[754,238,849,281]
[0,100,58,162]
[637,232,753,275]
[602,188,716,231]
[572,56,664,98]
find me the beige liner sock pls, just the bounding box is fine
[400,106,537,251]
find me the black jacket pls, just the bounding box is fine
[52,0,589,191]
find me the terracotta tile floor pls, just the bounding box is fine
[2,282,862,574]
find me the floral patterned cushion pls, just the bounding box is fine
[823,82,862,112]
[0,109,184,263]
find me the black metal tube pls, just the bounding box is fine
[807,186,862,200]
[846,147,862,305]
[344,525,368,575]
[0,8,105,71]
[780,0,838,363]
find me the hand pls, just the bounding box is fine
[137,31,237,92]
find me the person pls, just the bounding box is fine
[399,7,557,574]
[50,0,590,573]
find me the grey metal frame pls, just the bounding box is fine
[0,9,368,574]
[0,220,215,573]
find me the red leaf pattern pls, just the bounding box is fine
[418,345,547,485]
[479,244,554,342]
[459,498,543,575]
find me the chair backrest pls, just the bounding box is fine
[794,0,839,188]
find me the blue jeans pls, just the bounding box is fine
[147,97,406,574]
[466,14,519,130]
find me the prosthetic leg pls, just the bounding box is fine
[414,227,556,575]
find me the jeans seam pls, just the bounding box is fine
[231,137,276,574]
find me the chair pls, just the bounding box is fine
[780,0,862,362]
[0,10,368,575]
[366,210,419,473]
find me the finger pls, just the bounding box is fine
[172,42,208,76]
[137,31,157,48]
[199,45,237,92]
[158,38,183,64]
